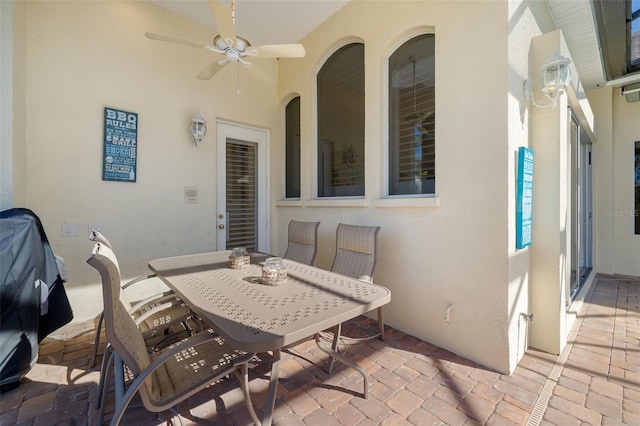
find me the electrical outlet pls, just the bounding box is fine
[61,223,79,237]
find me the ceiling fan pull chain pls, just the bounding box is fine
[231,0,236,27]
[237,62,241,95]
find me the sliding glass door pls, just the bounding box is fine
[569,113,593,299]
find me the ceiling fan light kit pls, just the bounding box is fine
[145,0,305,81]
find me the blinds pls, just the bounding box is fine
[226,139,257,250]
[285,97,301,198]
[388,34,436,195]
[317,43,365,197]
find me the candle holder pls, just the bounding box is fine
[229,247,250,269]
[262,257,287,286]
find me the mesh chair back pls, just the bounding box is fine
[88,232,136,310]
[283,220,320,265]
[87,243,152,390]
[330,224,380,282]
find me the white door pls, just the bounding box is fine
[216,121,269,252]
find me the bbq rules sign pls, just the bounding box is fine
[103,107,138,182]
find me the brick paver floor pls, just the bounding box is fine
[0,274,638,425]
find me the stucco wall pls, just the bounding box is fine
[9,0,615,376]
[589,87,640,276]
[612,92,640,275]
[18,0,281,321]
[276,0,518,373]
[506,0,555,368]
[2,0,27,210]
[589,87,615,274]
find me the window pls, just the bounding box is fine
[317,43,365,197]
[388,34,435,195]
[285,96,301,198]
[631,0,640,71]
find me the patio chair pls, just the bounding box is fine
[283,220,320,265]
[87,242,260,426]
[88,230,191,367]
[88,231,198,417]
[326,223,384,371]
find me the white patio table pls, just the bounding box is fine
[148,250,391,426]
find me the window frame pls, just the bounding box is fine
[284,95,301,200]
[384,31,437,200]
[315,42,366,199]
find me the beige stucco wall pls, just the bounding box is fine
[8,0,623,376]
[1,0,27,209]
[16,0,281,322]
[275,0,528,374]
[506,0,555,366]
[589,87,615,274]
[589,87,640,276]
[611,92,640,274]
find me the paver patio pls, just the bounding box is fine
[0,274,638,425]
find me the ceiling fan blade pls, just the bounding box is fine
[196,60,226,80]
[208,0,237,45]
[145,32,211,50]
[251,43,306,58]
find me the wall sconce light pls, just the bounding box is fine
[190,113,207,147]
[524,51,572,108]
[621,82,640,102]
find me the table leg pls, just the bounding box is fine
[262,349,281,426]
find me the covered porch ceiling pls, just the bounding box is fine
[149,0,640,90]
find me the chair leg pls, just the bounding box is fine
[90,311,105,367]
[97,350,114,425]
[377,307,385,341]
[96,343,112,409]
[234,365,260,426]
[324,323,342,374]
[315,333,369,399]
[114,355,125,406]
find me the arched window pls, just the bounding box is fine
[285,96,301,199]
[317,43,365,197]
[388,34,435,195]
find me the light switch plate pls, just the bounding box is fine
[185,186,199,203]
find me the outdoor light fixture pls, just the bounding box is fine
[524,51,572,108]
[190,113,207,147]
[621,82,640,102]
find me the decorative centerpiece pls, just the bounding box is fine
[262,257,287,286]
[229,247,250,269]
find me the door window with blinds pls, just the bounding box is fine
[285,96,301,199]
[389,34,435,195]
[226,139,257,249]
[317,43,365,197]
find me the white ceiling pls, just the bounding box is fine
[148,0,349,46]
[149,0,640,90]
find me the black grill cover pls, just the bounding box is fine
[0,208,73,391]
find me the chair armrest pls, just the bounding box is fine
[121,274,158,291]
[110,330,228,425]
[128,292,181,314]
[133,300,187,326]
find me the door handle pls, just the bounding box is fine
[218,224,225,229]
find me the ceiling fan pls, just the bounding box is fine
[145,0,305,80]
